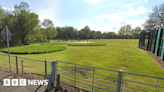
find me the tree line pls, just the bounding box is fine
[142,2,164,30]
[0,1,141,46]
[55,25,141,40]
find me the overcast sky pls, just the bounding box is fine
[1,0,164,33]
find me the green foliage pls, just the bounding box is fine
[118,24,132,39]
[42,19,58,41]
[67,43,106,46]
[80,26,91,38]
[0,45,67,54]
[0,2,47,45]
[12,2,40,45]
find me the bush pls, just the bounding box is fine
[0,45,67,54]
[67,43,106,46]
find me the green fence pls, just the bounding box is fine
[139,28,164,60]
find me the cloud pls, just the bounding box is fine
[94,6,147,19]
[80,19,90,26]
[125,4,131,8]
[40,8,52,13]
[92,6,147,33]
[79,19,120,33]
[79,5,147,33]
[84,0,100,3]
[149,10,154,13]
[145,0,148,2]
[38,14,56,23]
[2,7,15,12]
[96,19,102,22]
[127,6,147,16]
[100,25,105,27]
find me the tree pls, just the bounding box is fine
[149,3,164,24]
[0,6,4,43]
[12,1,40,45]
[131,26,141,39]
[108,32,116,39]
[118,24,132,39]
[64,26,75,39]
[96,31,101,39]
[90,31,97,39]
[143,2,164,30]
[56,27,63,39]
[0,6,4,29]
[42,19,54,28]
[42,19,58,41]
[80,26,91,39]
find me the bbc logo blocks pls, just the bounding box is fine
[3,79,10,86]
[3,79,27,86]
[19,79,26,86]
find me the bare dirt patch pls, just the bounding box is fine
[121,65,128,69]
[64,67,92,77]
[73,68,92,79]
[124,52,130,55]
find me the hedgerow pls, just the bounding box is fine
[0,45,67,54]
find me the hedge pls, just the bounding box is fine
[0,45,67,54]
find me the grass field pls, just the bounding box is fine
[0,39,164,91]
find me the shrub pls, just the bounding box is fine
[67,43,106,46]
[0,45,67,54]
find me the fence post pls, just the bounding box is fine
[45,60,47,79]
[51,60,58,85]
[117,70,123,92]
[74,64,76,86]
[56,74,60,90]
[154,78,158,92]
[51,61,55,85]
[16,56,18,73]
[92,68,95,92]
[21,60,23,75]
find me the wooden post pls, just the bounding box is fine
[16,56,18,73]
[21,60,23,75]
[45,60,47,79]
[56,74,60,90]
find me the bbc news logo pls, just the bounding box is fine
[3,79,48,86]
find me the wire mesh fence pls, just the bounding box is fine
[0,53,164,92]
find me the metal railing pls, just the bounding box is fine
[57,60,164,92]
[0,53,164,92]
[0,53,51,79]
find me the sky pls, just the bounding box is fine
[0,0,164,33]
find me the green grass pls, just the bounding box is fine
[0,45,67,54]
[0,39,164,91]
[67,43,106,46]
